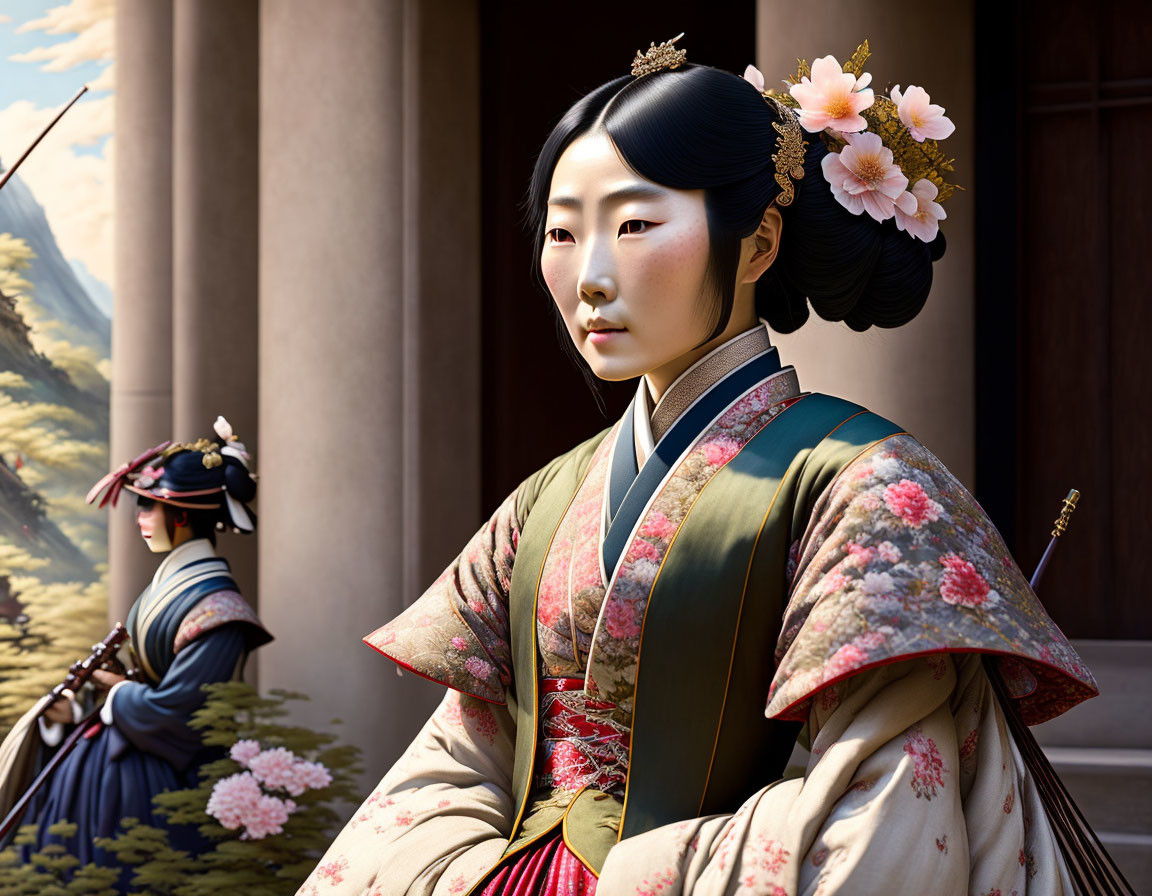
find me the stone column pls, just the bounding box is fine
[110,0,174,623]
[258,0,482,790]
[757,1,976,484]
[171,0,260,599]
[400,0,482,600]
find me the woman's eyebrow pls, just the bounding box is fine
[547,183,667,209]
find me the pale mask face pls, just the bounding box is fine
[136,500,173,553]
[540,131,721,398]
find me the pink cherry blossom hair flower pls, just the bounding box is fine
[821,132,913,222]
[789,55,873,134]
[890,85,955,142]
[894,179,947,242]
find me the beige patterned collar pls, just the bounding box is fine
[634,324,776,461]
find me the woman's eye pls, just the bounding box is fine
[547,228,574,244]
[619,220,654,236]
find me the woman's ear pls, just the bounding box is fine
[741,205,783,285]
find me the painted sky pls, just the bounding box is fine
[0,0,114,305]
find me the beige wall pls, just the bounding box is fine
[758,1,976,485]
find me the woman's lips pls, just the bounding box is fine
[587,327,625,345]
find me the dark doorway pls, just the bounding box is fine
[975,0,1152,638]
[478,4,756,511]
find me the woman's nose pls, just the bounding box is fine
[576,240,617,305]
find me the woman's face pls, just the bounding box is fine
[541,131,725,399]
[137,499,170,552]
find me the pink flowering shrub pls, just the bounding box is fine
[230,738,262,767]
[61,682,363,894]
[248,747,300,791]
[206,771,263,829]
[208,740,337,836]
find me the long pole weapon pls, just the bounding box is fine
[985,489,1135,895]
[0,84,88,193]
[0,624,134,840]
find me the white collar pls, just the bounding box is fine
[150,537,217,590]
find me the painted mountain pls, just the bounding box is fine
[0,164,110,356]
[0,168,111,731]
[0,163,109,576]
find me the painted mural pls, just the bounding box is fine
[0,0,114,732]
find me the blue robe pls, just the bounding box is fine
[25,538,270,887]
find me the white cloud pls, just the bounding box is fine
[4,0,114,289]
[10,17,111,71]
[14,0,114,59]
[0,15,11,25]
[0,96,114,286]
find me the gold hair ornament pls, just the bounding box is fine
[160,438,223,469]
[765,97,807,207]
[631,33,686,78]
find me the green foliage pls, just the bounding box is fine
[0,683,362,894]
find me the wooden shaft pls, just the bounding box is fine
[0,85,89,193]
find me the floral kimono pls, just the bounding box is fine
[28,538,271,887]
[301,325,1096,896]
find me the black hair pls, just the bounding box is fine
[527,65,946,340]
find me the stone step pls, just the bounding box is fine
[1043,747,1152,837]
[1090,832,1152,895]
[1042,747,1152,894]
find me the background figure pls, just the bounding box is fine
[24,420,269,890]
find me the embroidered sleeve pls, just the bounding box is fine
[767,434,1097,726]
[599,656,1074,894]
[109,626,248,770]
[363,489,520,704]
[174,590,269,654]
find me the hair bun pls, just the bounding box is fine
[222,455,257,503]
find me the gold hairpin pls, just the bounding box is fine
[631,33,687,78]
[765,96,807,206]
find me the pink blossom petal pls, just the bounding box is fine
[790,55,874,134]
[861,190,896,222]
[742,64,765,93]
[895,84,956,143]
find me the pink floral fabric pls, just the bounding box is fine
[173,589,264,653]
[767,434,1097,725]
[535,434,615,677]
[584,369,802,714]
[362,491,521,703]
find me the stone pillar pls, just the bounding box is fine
[110,0,174,623]
[258,0,482,790]
[171,0,260,598]
[400,0,482,600]
[757,1,976,484]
